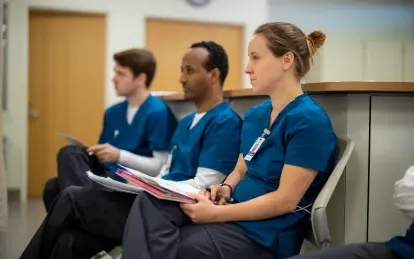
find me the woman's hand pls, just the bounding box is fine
[180,194,220,223]
[200,184,232,205]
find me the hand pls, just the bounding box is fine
[180,194,220,223]
[200,184,232,205]
[87,144,120,163]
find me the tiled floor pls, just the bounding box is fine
[0,197,45,259]
[0,195,114,259]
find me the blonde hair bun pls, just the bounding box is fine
[307,30,326,50]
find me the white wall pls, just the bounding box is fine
[269,0,414,82]
[5,0,269,199]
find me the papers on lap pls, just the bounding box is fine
[86,165,199,203]
[86,171,144,194]
[116,165,199,204]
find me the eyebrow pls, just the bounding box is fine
[249,51,259,55]
[181,65,195,70]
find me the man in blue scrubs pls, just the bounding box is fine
[20,41,242,259]
[290,166,414,259]
[42,48,177,211]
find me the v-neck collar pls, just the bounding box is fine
[123,94,152,126]
[187,102,227,132]
[265,93,308,131]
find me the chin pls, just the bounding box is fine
[115,90,128,97]
[251,84,264,94]
[183,92,194,100]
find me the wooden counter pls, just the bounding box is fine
[160,81,414,101]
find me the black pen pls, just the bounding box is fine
[205,187,237,204]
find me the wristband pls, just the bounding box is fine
[219,183,233,194]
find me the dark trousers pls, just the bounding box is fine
[42,145,108,211]
[289,242,400,259]
[122,192,274,259]
[20,186,136,259]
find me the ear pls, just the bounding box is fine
[134,73,147,87]
[282,52,295,71]
[209,68,220,84]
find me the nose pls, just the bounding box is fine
[244,62,253,75]
[179,73,187,85]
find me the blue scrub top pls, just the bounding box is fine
[98,95,178,174]
[386,222,414,259]
[162,102,242,181]
[232,94,337,258]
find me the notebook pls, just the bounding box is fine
[115,165,199,203]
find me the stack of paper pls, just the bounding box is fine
[87,171,144,194]
[115,165,199,203]
[86,165,200,203]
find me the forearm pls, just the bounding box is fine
[222,170,242,189]
[119,151,168,177]
[222,154,247,189]
[180,167,227,190]
[215,191,297,222]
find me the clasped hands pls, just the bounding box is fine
[180,184,232,224]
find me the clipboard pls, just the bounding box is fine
[58,133,87,149]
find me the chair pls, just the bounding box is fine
[304,137,355,249]
[92,247,122,259]
[98,137,355,258]
[106,246,122,259]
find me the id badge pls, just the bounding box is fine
[244,137,265,161]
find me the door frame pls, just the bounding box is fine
[21,8,107,201]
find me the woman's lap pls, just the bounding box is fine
[177,223,274,259]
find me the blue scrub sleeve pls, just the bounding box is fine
[146,109,177,152]
[198,118,241,175]
[285,120,336,173]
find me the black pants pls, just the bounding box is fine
[20,186,136,259]
[289,242,401,259]
[122,192,274,259]
[42,145,108,211]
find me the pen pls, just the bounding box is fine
[205,187,237,204]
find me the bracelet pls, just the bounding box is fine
[219,183,233,194]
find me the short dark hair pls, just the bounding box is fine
[255,22,326,78]
[190,41,229,87]
[113,48,156,88]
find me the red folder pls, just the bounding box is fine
[115,167,197,204]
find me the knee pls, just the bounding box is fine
[43,177,60,210]
[43,177,60,201]
[57,145,81,162]
[60,186,85,201]
[44,177,59,192]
